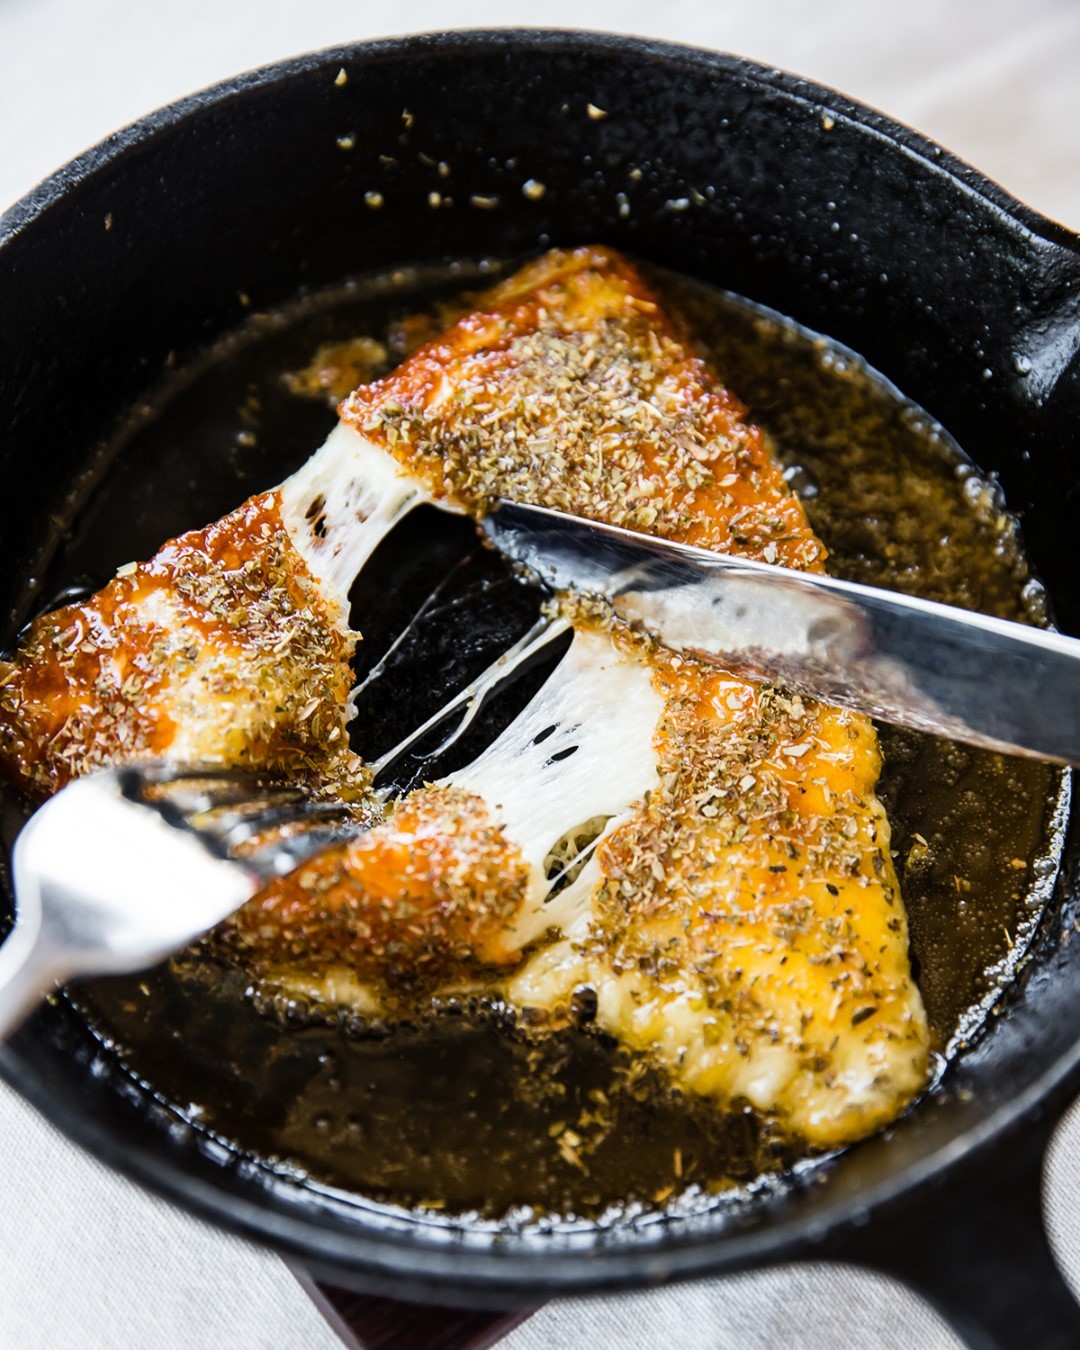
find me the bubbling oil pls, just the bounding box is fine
[28,256,1064,1218]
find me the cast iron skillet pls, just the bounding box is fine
[1,30,1079,1349]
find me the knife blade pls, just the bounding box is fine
[482,500,1080,767]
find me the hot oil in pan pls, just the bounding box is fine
[34,259,1064,1218]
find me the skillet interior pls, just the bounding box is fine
[1,32,1080,1301]
[37,256,1065,1219]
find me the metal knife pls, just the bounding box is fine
[482,500,1080,767]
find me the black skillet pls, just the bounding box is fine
[1,31,1080,1350]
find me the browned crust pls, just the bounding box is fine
[223,786,529,984]
[341,245,825,570]
[0,492,364,800]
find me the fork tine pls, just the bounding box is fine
[242,820,360,878]
[195,799,356,852]
[127,767,299,816]
[111,762,362,875]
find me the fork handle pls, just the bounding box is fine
[0,921,64,1040]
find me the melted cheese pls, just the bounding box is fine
[446,628,663,946]
[279,420,434,610]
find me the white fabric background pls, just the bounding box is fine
[1,2,1078,1346]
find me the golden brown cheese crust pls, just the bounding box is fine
[341,246,825,569]
[0,493,364,800]
[223,786,529,985]
[582,658,926,1144]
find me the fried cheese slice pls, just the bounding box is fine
[234,247,931,1146]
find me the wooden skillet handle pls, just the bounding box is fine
[834,1108,1080,1350]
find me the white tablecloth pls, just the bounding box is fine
[1,2,1078,1346]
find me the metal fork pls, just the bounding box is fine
[0,763,359,1039]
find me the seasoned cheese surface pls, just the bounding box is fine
[228,785,530,983]
[339,246,824,569]
[0,494,364,800]
[508,656,925,1145]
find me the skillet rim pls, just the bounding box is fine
[3,27,1080,255]
[1,26,1079,1299]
